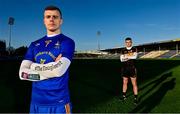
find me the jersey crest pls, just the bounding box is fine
[45,40,52,47]
[54,41,60,49]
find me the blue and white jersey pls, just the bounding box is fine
[24,34,75,105]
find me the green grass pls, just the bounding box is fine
[0,59,180,113]
[69,59,180,113]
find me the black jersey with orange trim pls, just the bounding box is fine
[121,47,137,67]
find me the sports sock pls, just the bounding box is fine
[134,95,138,99]
[123,92,126,97]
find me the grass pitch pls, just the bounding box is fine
[70,59,180,113]
[0,59,180,113]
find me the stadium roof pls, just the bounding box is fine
[101,38,180,53]
[137,38,180,46]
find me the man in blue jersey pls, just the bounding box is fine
[19,5,75,113]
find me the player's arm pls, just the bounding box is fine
[127,52,138,59]
[120,49,128,62]
[127,49,138,59]
[30,39,75,79]
[19,42,47,81]
[19,60,48,81]
[120,54,128,62]
[30,55,71,78]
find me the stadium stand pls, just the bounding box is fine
[74,51,108,59]
[98,53,120,59]
[140,50,169,58]
[137,52,149,58]
[100,38,180,59]
[157,50,177,58]
[173,53,180,58]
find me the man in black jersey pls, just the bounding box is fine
[120,37,138,105]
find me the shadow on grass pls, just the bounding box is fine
[126,71,172,99]
[139,72,172,100]
[130,77,175,113]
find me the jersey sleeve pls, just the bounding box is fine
[24,43,34,62]
[60,39,75,61]
[29,38,75,79]
[19,42,48,81]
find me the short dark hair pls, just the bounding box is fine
[44,5,62,18]
[125,37,132,41]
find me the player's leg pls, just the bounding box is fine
[122,77,128,100]
[130,76,138,105]
[130,77,138,95]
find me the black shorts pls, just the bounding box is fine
[121,66,137,78]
